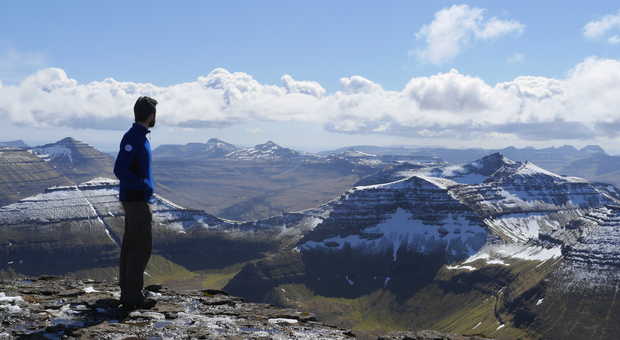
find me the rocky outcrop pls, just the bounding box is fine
[0,276,497,340]
[0,275,356,339]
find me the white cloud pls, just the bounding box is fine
[609,35,620,44]
[584,10,620,41]
[413,4,524,64]
[477,17,525,39]
[281,74,326,97]
[3,57,620,141]
[340,76,383,94]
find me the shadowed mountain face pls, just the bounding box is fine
[0,147,73,207]
[224,153,620,339]
[0,137,116,207]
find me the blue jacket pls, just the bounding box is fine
[114,123,154,202]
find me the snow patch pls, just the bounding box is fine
[462,244,562,266]
[32,145,73,162]
[0,292,24,303]
[82,286,98,293]
[446,264,477,271]
[301,208,487,262]
[268,318,299,324]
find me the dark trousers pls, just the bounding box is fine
[119,201,152,305]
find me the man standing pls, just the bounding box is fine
[113,96,158,309]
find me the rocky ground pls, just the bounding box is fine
[0,276,492,340]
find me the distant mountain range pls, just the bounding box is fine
[0,140,29,148]
[323,144,608,172]
[151,139,384,220]
[4,138,620,222]
[154,138,239,159]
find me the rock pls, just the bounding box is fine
[144,284,163,293]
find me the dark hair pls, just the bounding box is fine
[134,96,158,122]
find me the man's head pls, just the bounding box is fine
[134,96,158,128]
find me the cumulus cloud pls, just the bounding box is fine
[3,57,620,141]
[413,4,525,64]
[584,10,620,43]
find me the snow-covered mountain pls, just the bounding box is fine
[356,152,512,186]
[28,137,115,184]
[30,137,80,163]
[324,150,386,167]
[0,178,319,277]
[225,152,620,339]
[0,146,73,207]
[298,153,617,272]
[154,138,239,159]
[225,141,311,161]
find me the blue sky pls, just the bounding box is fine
[2,1,620,153]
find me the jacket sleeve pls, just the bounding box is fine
[113,137,146,188]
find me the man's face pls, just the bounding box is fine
[148,112,156,128]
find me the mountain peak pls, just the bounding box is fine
[225,141,303,161]
[206,137,230,144]
[259,140,279,147]
[354,173,458,191]
[57,137,80,145]
[464,152,517,177]
[580,144,606,154]
[486,159,587,184]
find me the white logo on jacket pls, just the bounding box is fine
[124,144,133,152]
